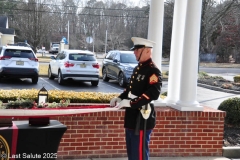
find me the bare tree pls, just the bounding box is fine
[200,0,236,54]
[7,0,240,64]
[10,0,50,51]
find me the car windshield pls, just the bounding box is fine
[4,49,35,58]
[120,53,138,63]
[53,44,59,47]
[69,53,95,61]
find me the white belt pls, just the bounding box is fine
[128,92,151,120]
[128,92,137,99]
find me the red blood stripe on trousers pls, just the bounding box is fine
[139,130,143,160]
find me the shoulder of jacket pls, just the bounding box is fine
[149,62,158,69]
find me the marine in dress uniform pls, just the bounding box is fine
[110,37,162,160]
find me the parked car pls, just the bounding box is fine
[102,50,138,87]
[0,45,39,84]
[48,49,99,86]
[49,42,60,54]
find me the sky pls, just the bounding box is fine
[130,0,143,6]
[99,0,223,7]
[95,0,145,7]
[129,0,223,6]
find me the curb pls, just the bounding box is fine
[223,146,240,158]
[197,83,240,94]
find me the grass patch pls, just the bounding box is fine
[39,65,48,76]
[38,57,51,63]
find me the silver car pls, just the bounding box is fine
[48,49,99,86]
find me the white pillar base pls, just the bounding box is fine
[153,98,166,106]
[170,100,203,111]
[163,97,177,105]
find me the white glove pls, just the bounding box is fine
[117,99,131,108]
[110,97,121,107]
[140,104,151,119]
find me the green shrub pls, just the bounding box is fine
[0,100,4,109]
[161,91,167,96]
[218,97,240,126]
[234,75,240,83]
[0,89,170,108]
[211,76,224,80]
[198,71,209,78]
[165,71,169,76]
[6,99,34,109]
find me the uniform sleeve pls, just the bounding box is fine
[130,67,162,109]
[118,87,130,100]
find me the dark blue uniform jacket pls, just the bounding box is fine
[118,58,162,130]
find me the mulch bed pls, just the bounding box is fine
[198,77,240,91]
[223,125,240,147]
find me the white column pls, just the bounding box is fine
[164,0,188,105]
[59,40,64,53]
[173,0,203,111]
[147,0,165,106]
[147,0,164,71]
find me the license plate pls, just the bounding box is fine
[16,61,24,65]
[80,64,86,68]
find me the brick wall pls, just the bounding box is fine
[53,106,225,159]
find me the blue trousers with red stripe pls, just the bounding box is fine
[125,128,152,160]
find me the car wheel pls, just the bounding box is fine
[48,66,54,80]
[32,76,38,84]
[58,71,64,85]
[102,67,109,82]
[118,72,126,87]
[91,80,99,86]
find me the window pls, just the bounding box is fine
[120,53,138,63]
[105,52,112,60]
[107,52,116,60]
[58,53,65,60]
[55,53,62,60]
[4,49,34,58]
[53,44,59,47]
[114,53,120,61]
[69,53,95,61]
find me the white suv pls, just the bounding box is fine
[48,49,99,86]
[0,45,39,84]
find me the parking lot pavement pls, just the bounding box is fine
[197,85,240,109]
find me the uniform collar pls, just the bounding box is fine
[138,58,152,67]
